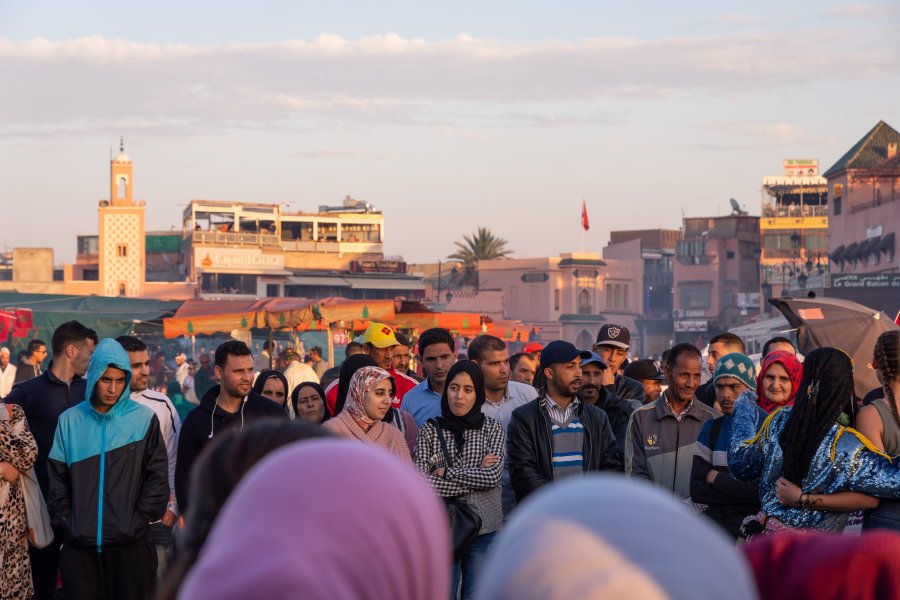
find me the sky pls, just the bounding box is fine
[1,1,899,265]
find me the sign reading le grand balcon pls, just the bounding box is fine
[830,273,900,289]
[195,248,285,272]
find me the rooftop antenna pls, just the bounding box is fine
[729,198,747,216]
[120,137,125,153]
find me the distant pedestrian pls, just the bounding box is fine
[292,382,327,424]
[507,341,621,503]
[323,366,411,461]
[0,347,16,398]
[508,352,537,386]
[622,358,666,404]
[13,339,47,384]
[48,338,168,600]
[414,360,505,599]
[403,328,457,426]
[695,333,745,407]
[625,343,719,499]
[308,346,328,380]
[0,401,38,600]
[5,320,97,600]
[174,341,286,514]
[592,324,644,409]
[116,336,182,582]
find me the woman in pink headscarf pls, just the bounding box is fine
[755,350,803,413]
[323,366,411,460]
[177,439,451,599]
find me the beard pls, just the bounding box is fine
[578,384,600,404]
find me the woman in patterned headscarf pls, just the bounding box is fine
[323,366,411,461]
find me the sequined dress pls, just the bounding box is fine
[729,392,900,531]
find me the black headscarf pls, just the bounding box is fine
[437,360,486,450]
[252,370,290,415]
[778,347,856,485]
[292,381,328,423]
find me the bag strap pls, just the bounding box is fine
[430,418,454,469]
[709,416,725,451]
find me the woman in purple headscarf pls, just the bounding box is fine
[177,439,451,600]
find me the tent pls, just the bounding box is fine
[0,292,181,354]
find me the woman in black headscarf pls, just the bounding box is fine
[331,354,419,451]
[252,370,291,416]
[412,360,506,600]
[292,382,328,424]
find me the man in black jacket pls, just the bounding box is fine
[593,324,645,410]
[5,321,97,600]
[577,351,633,459]
[175,340,287,512]
[507,341,621,503]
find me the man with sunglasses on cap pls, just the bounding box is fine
[507,341,621,503]
[623,359,667,404]
[593,324,645,411]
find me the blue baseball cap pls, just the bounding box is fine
[581,351,608,370]
[539,341,593,370]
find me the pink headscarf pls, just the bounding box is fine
[743,531,900,600]
[756,350,803,413]
[342,366,394,424]
[178,439,450,600]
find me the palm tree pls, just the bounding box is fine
[448,228,512,287]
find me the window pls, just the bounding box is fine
[606,284,629,310]
[554,289,560,311]
[266,284,281,298]
[117,244,128,258]
[118,177,127,199]
[118,283,127,297]
[509,285,518,312]
[681,286,712,309]
[833,197,842,216]
[726,250,735,260]
[578,289,592,314]
[201,273,257,295]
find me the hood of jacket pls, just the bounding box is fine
[84,338,133,417]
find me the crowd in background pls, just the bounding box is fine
[1,319,900,599]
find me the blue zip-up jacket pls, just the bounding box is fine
[47,339,169,550]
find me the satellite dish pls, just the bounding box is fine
[729,198,741,213]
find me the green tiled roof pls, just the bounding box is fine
[823,120,900,178]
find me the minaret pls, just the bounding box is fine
[98,139,146,297]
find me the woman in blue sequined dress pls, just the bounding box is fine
[729,347,896,533]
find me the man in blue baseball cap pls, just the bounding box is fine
[578,351,634,460]
[506,341,622,504]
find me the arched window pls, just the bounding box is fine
[118,177,127,199]
[575,329,593,350]
[578,289,592,314]
[118,283,127,297]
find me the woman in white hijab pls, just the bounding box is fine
[476,475,758,600]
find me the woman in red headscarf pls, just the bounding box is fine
[755,351,803,414]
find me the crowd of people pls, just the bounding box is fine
[1,319,900,599]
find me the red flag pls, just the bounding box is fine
[581,199,590,231]
[0,311,11,343]
[895,310,900,326]
[12,308,33,339]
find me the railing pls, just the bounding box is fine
[192,231,382,254]
[762,205,828,218]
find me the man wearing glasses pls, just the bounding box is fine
[14,338,48,384]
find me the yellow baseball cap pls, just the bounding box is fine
[362,323,400,348]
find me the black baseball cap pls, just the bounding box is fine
[539,341,592,371]
[623,359,666,381]
[595,324,631,349]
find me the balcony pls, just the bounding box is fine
[191,231,383,255]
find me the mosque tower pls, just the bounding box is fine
[98,139,146,297]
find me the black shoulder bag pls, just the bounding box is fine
[430,419,482,561]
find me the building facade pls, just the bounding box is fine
[478,252,644,352]
[759,160,829,313]
[672,214,761,344]
[824,120,900,314]
[607,229,681,356]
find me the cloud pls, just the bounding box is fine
[713,121,805,143]
[824,4,900,20]
[0,31,896,138]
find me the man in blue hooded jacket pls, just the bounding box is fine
[48,338,168,600]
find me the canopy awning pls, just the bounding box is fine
[830,244,846,264]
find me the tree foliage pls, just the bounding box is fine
[448,228,512,269]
